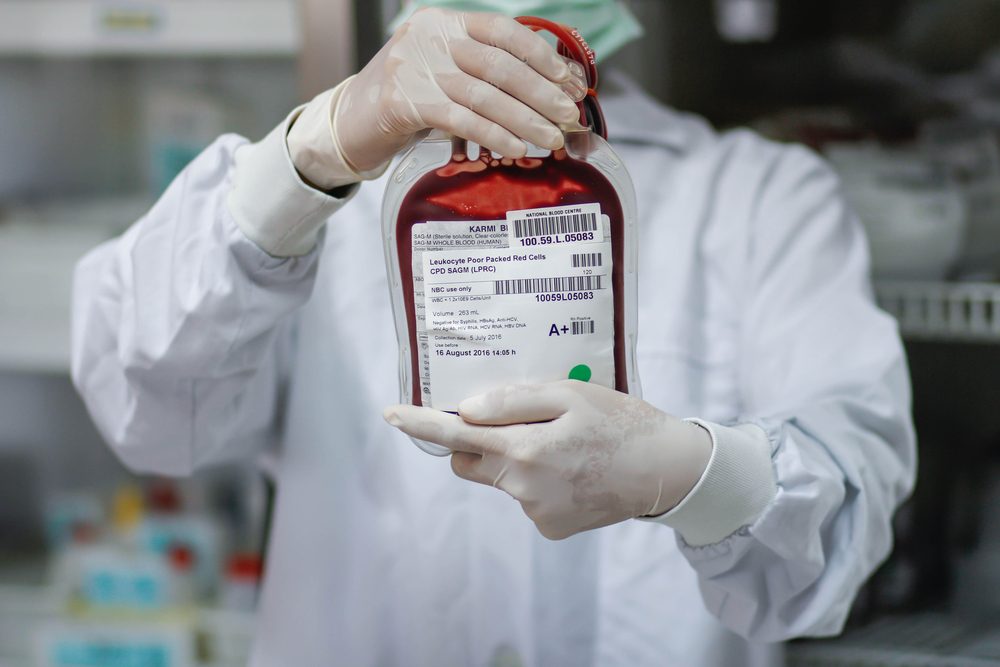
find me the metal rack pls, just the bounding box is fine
[788,613,1000,667]
[876,281,1000,343]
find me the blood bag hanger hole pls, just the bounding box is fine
[515,15,607,140]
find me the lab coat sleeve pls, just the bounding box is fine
[660,142,916,641]
[71,109,354,476]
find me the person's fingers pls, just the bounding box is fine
[450,40,582,126]
[458,384,571,426]
[561,57,589,102]
[451,452,486,483]
[450,450,513,487]
[422,101,527,158]
[533,518,576,541]
[384,404,505,454]
[436,71,564,151]
[463,13,571,83]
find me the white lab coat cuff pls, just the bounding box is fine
[227,106,357,258]
[641,420,777,547]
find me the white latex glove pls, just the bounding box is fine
[383,381,713,540]
[287,7,588,188]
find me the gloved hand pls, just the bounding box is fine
[287,7,588,189]
[383,381,713,540]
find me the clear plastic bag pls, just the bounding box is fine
[381,18,640,455]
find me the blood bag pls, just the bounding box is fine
[382,16,640,455]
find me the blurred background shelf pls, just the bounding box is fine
[0,581,257,667]
[0,0,301,58]
[876,280,1000,343]
[788,612,1000,667]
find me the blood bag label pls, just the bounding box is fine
[507,202,605,244]
[412,204,614,412]
[411,220,508,405]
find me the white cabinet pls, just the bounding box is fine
[0,0,301,57]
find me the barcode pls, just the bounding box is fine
[513,212,598,238]
[494,275,603,295]
[571,252,602,268]
[571,321,595,335]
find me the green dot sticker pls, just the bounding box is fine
[568,364,592,382]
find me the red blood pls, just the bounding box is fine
[395,148,627,407]
[226,554,264,582]
[71,522,99,544]
[426,171,589,214]
[146,480,182,513]
[168,543,196,572]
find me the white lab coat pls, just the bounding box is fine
[72,72,916,667]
